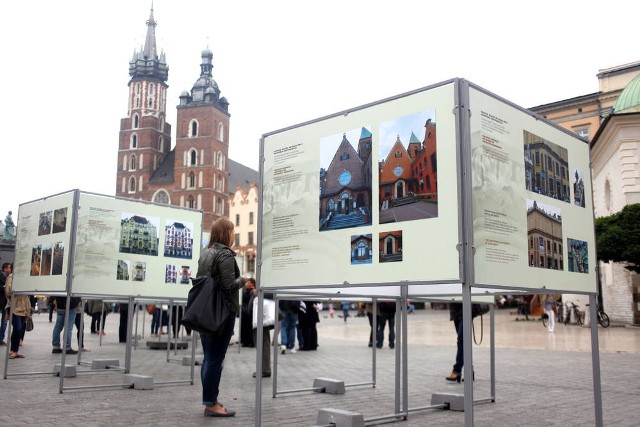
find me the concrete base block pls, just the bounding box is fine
[124,374,154,390]
[431,393,465,411]
[316,408,364,427]
[146,340,189,350]
[182,356,203,366]
[53,364,77,378]
[313,377,345,394]
[91,359,120,370]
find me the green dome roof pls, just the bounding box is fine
[613,73,640,113]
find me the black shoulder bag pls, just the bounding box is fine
[181,256,230,335]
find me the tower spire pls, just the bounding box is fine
[143,4,158,59]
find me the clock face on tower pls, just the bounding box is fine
[393,166,404,177]
[338,170,352,186]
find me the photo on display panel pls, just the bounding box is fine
[179,265,191,284]
[526,199,563,270]
[165,264,177,284]
[164,220,194,259]
[319,127,373,232]
[52,207,68,233]
[379,230,402,263]
[567,238,589,274]
[30,245,42,276]
[351,234,373,265]
[131,261,146,282]
[378,110,438,224]
[119,213,159,256]
[116,259,130,281]
[523,130,570,204]
[38,211,52,236]
[40,243,52,276]
[52,242,64,275]
[573,170,586,208]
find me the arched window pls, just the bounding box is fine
[153,190,170,205]
[190,149,197,166]
[158,136,164,151]
[133,114,139,129]
[130,134,137,149]
[218,123,224,141]
[128,176,136,193]
[190,120,198,137]
[604,179,612,212]
[215,152,224,169]
[130,154,137,171]
[135,83,141,108]
[149,83,155,94]
[189,172,195,188]
[188,195,195,208]
[160,116,165,132]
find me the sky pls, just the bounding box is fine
[1,0,637,223]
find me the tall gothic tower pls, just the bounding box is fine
[116,7,172,201]
[116,8,230,229]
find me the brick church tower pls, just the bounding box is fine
[116,7,230,229]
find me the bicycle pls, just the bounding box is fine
[586,303,610,328]
[564,302,583,326]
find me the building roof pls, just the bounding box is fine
[228,159,259,192]
[613,73,640,113]
[149,150,175,183]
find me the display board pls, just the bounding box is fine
[13,190,203,299]
[260,81,461,288]
[13,190,75,293]
[469,85,597,293]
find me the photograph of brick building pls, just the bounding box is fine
[351,234,373,265]
[378,111,438,224]
[523,130,570,203]
[379,230,402,263]
[319,127,372,231]
[527,199,563,270]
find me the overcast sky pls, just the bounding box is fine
[1,0,636,221]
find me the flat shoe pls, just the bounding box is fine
[204,408,235,417]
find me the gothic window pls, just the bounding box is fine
[158,136,163,151]
[130,134,137,149]
[188,195,195,208]
[340,152,349,161]
[189,172,195,188]
[235,214,240,226]
[133,114,139,128]
[215,152,224,169]
[128,177,136,193]
[218,123,224,141]
[135,83,141,108]
[130,154,137,171]
[395,151,402,158]
[148,96,154,108]
[153,190,170,205]
[190,149,197,166]
[190,120,198,137]
[249,212,254,225]
[149,83,155,94]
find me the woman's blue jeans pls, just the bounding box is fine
[199,313,236,406]
[10,315,26,352]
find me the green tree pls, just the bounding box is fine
[595,203,640,273]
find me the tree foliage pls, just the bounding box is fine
[595,203,640,273]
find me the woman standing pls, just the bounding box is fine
[4,264,31,359]
[197,219,244,417]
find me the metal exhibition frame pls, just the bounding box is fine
[256,79,603,426]
[4,190,202,393]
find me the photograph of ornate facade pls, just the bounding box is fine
[351,234,373,265]
[132,261,146,281]
[38,211,52,236]
[523,130,570,203]
[379,230,402,263]
[378,112,438,224]
[165,264,177,283]
[319,127,372,231]
[117,260,130,280]
[567,238,588,274]
[40,243,52,276]
[52,242,64,275]
[119,214,159,256]
[163,221,193,259]
[527,199,563,270]
[53,208,68,233]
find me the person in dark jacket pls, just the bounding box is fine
[377,301,396,349]
[298,301,319,351]
[240,280,255,347]
[197,218,244,418]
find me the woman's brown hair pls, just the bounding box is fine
[208,218,234,248]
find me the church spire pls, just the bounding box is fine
[143,5,158,60]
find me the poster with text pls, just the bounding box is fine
[469,85,596,293]
[260,82,460,288]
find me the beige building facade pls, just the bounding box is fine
[229,180,258,278]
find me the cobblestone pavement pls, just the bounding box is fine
[1,308,639,426]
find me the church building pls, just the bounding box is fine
[115,8,231,229]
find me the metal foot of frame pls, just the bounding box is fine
[124,374,154,390]
[54,364,77,378]
[91,359,120,370]
[431,393,464,411]
[316,408,365,427]
[313,378,346,394]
